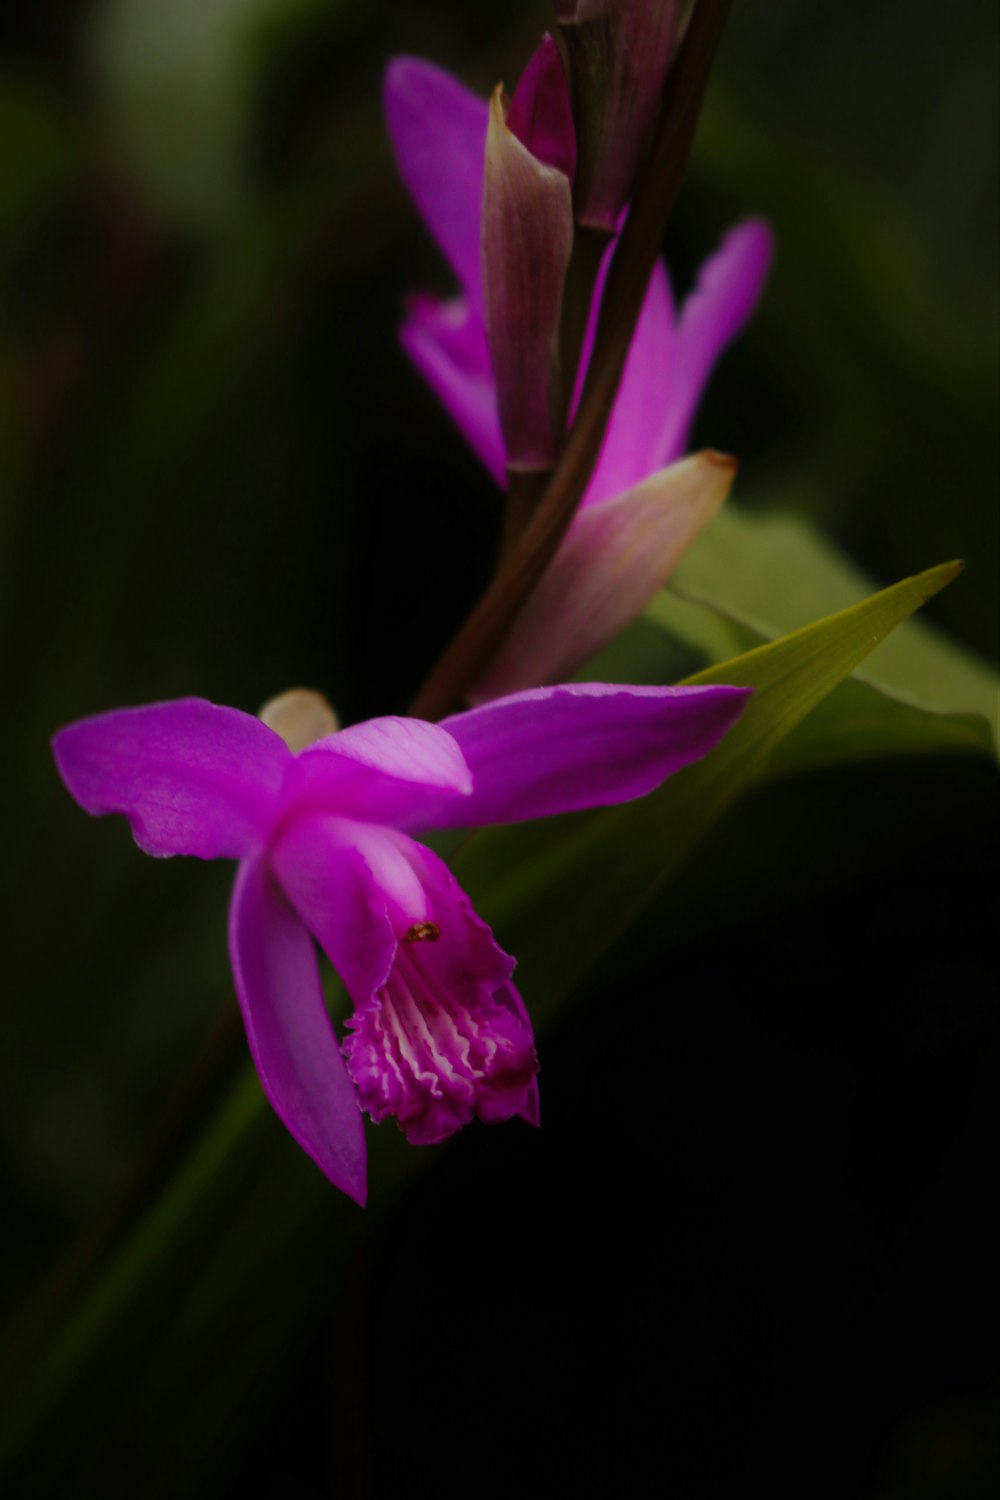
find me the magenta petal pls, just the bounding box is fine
[399,293,506,484]
[506,34,576,181]
[384,56,488,305]
[52,697,290,860]
[340,840,538,1145]
[287,716,473,831]
[228,853,367,1203]
[271,816,404,1003]
[437,682,752,827]
[578,258,677,509]
[656,218,775,466]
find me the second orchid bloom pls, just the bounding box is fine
[385,42,772,699]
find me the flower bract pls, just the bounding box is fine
[482,36,576,471]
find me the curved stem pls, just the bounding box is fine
[556,223,612,430]
[499,468,551,565]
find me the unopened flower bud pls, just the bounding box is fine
[482,35,575,473]
[559,0,683,232]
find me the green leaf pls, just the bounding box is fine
[457,559,965,1027]
[646,506,998,769]
[691,63,999,655]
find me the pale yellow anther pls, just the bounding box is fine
[258,688,339,752]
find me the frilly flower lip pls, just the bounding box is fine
[53,682,752,1203]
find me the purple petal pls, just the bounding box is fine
[286,715,473,831]
[228,853,367,1202]
[506,35,576,181]
[577,256,678,509]
[437,681,752,827]
[341,840,538,1145]
[656,218,774,466]
[384,56,488,305]
[473,452,735,697]
[271,816,410,1002]
[399,293,506,483]
[52,698,290,860]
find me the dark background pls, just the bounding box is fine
[1,2,997,1495]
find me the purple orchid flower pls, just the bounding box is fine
[384,53,773,697]
[53,681,750,1204]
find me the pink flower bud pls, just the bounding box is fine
[482,36,575,472]
[560,0,683,232]
[507,32,578,180]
